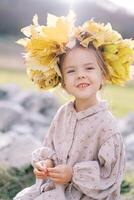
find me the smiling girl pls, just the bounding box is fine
[14,12,134,200]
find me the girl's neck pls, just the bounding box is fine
[74,97,99,112]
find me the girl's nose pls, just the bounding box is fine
[78,75,86,79]
[77,70,86,79]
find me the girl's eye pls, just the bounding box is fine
[67,70,75,73]
[86,67,94,70]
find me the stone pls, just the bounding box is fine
[0,101,24,132]
[0,131,41,168]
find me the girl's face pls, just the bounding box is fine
[61,46,105,104]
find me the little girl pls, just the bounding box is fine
[14,11,134,200]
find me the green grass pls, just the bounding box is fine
[0,68,134,117]
[0,69,35,90]
[101,84,134,117]
[0,165,35,200]
[0,165,133,200]
[121,170,134,200]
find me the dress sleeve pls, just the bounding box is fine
[31,118,58,167]
[72,133,125,199]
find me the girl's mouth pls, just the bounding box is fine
[77,83,90,88]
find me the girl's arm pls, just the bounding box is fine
[71,133,125,199]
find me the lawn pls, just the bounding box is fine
[0,68,134,117]
[101,84,134,117]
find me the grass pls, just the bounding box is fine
[0,68,134,117]
[0,165,35,200]
[0,165,133,200]
[101,84,134,117]
[0,68,34,90]
[121,170,134,200]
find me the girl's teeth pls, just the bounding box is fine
[78,84,89,88]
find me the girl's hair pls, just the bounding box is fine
[58,41,111,83]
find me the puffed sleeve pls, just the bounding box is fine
[72,133,125,199]
[31,117,58,167]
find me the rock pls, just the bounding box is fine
[0,84,20,100]
[11,124,34,136]
[124,133,134,161]
[118,113,134,137]
[22,111,50,127]
[119,113,134,169]
[0,85,59,168]
[0,132,13,149]
[33,126,49,141]
[0,131,41,168]
[0,88,7,99]
[12,90,59,117]
[0,101,24,132]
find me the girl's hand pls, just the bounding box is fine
[47,164,73,185]
[33,159,54,179]
[33,161,48,179]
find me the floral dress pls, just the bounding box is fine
[14,101,125,200]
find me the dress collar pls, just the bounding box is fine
[68,100,108,120]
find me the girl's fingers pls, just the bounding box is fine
[34,162,48,174]
[48,172,60,178]
[34,168,46,176]
[47,167,60,173]
[35,162,44,171]
[43,166,48,173]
